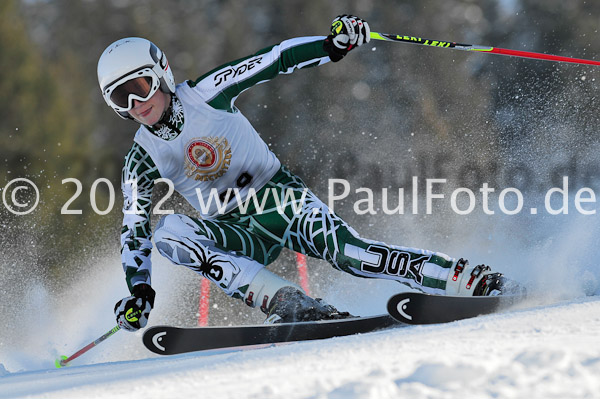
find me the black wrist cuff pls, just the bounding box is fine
[132,283,156,307]
[323,36,346,62]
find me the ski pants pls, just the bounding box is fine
[153,166,457,301]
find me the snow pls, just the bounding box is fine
[1,212,600,399]
[1,196,599,399]
[1,295,600,399]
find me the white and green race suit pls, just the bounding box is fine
[120,36,461,305]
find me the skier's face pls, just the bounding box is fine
[128,90,171,126]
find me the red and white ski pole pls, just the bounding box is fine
[370,31,600,66]
[55,325,120,368]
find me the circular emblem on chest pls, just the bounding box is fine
[185,137,232,181]
[187,140,218,168]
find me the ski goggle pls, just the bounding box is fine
[102,69,161,112]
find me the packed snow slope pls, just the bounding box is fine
[1,294,600,399]
[2,198,600,399]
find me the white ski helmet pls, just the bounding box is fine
[97,37,176,119]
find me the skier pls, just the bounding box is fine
[97,15,511,332]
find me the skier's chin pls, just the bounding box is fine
[131,111,159,126]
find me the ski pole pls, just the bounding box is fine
[370,31,600,66]
[55,325,121,368]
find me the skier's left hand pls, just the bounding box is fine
[114,283,156,332]
[324,15,371,62]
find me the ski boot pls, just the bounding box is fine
[446,258,524,296]
[264,286,354,324]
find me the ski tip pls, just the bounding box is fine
[387,293,415,324]
[55,355,68,369]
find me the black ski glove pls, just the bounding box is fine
[323,15,371,62]
[114,283,156,332]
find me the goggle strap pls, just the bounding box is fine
[152,62,165,79]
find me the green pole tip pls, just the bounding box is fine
[55,355,68,368]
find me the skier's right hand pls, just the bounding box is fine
[323,15,370,62]
[114,283,156,332]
